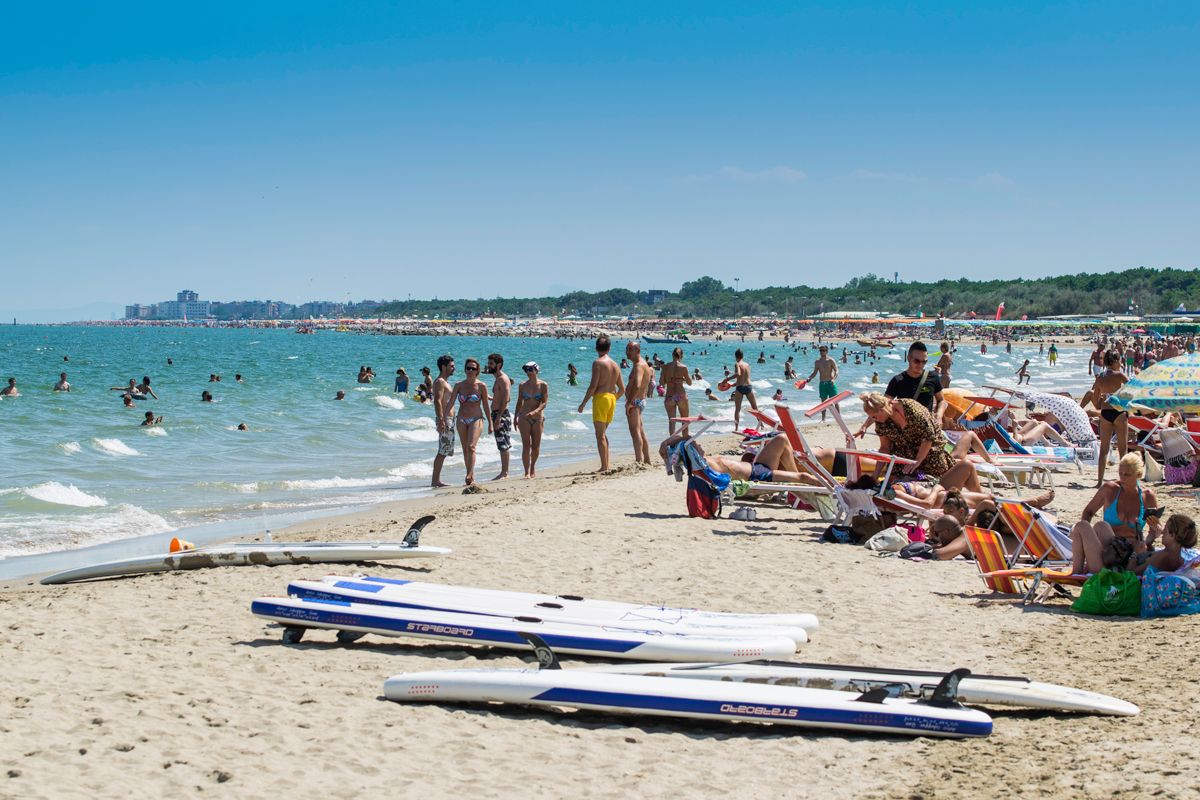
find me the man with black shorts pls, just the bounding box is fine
[486,353,513,480]
[855,341,946,438]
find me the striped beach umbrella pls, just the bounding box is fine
[1109,353,1200,414]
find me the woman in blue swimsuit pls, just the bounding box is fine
[1071,453,1161,575]
[451,358,492,485]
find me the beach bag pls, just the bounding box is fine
[1140,566,1200,617]
[1071,569,1141,616]
[899,541,936,560]
[820,525,855,544]
[685,472,722,519]
[850,512,897,543]
[1164,459,1197,485]
[864,526,909,552]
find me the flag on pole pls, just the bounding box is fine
[994,302,1005,321]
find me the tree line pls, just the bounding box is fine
[349,267,1196,321]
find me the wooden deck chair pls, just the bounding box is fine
[991,499,1073,569]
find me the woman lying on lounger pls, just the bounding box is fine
[658,430,824,486]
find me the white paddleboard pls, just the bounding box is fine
[41,516,449,585]
[292,575,819,635]
[578,661,1140,716]
[383,667,992,738]
[251,596,798,661]
[288,577,810,644]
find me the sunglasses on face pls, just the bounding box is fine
[465,366,478,371]
[524,367,536,372]
[910,358,927,364]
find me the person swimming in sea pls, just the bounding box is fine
[123,395,136,408]
[141,411,163,426]
[335,390,346,400]
[237,423,248,430]
[395,368,409,393]
[201,390,214,402]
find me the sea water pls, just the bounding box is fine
[0,327,1097,558]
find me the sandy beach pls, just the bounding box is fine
[4,422,1200,799]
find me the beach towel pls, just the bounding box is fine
[1141,566,1200,617]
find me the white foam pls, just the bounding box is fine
[563,419,588,430]
[57,441,82,454]
[751,380,773,389]
[282,476,397,491]
[23,482,108,507]
[376,428,438,442]
[689,380,712,391]
[0,504,175,560]
[91,438,140,456]
[144,427,167,436]
[391,462,433,479]
[374,396,405,410]
[287,356,299,359]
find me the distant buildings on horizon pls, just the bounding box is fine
[124,291,397,320]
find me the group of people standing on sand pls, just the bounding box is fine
[424,352,548,486]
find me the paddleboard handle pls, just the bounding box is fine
[928,668,972,708]
[557,595,585,601]
[403,515,436,547]
[518,632,561,670]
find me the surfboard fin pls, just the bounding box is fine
[403,515,435,546]
[927,668,972,708]
[518,632,561,670]
[855,688,891,704]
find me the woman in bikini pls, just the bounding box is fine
[451,358,492,485]
[935,342,953,388]
[513,361,548,479]
[1089,350,1130,485]
[1071,453,1161,574]
[660,348,692,436]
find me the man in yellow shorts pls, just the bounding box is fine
[578,335,625,472]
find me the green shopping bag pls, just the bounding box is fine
[1071,569,1141,617]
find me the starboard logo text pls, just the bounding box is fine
[721,704,799,718]
[406,622,474,636]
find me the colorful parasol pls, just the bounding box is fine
[1109,353,1200,414]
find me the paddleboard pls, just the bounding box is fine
[251,596,798,661]
[578,660,1139,716]
[290,575,819,634]
[41,516,449,585]
[287,577,811,644]
[382,668,991,738]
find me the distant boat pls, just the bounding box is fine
[643,334,691,344]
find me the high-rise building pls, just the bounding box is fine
[177,290,199,302]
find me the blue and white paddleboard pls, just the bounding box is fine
[251,596,798,661]
[577,661,1140,716]
[289,575,818,636]
[382,668,992,738]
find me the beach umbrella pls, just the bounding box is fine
[1109,353,1200,414]
[1016,390,1098,446]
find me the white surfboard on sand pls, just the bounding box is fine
[579,660,1139,716]
[289,574,819,635]
[250,595,798,661]
[383,638,991,738]
[41,516,449,585]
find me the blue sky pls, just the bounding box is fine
[2,2,1198,316]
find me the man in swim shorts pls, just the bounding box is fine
[731,349,758,429]
[624,341,653,466]
[431,354,456,488]
[485,353,512,480]
[804,346,840,422]
[578,335,624,472]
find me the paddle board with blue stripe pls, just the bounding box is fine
[288,575,818,635]
[382,668,992,738]
[251,596,798,661]
[576,661,1140,716]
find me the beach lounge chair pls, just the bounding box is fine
[963,527,1028,595]
[991,498,1073,569]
